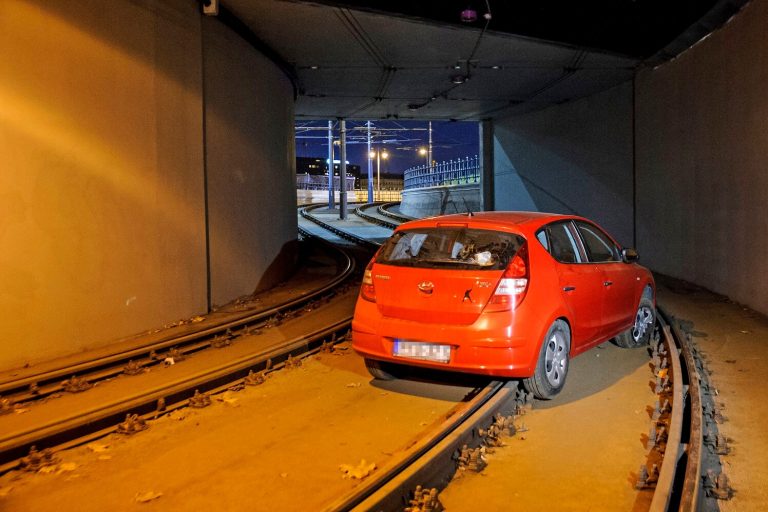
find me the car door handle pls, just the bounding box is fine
[563,286,576,292]
[603,281,613,287]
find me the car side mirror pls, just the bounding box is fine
[622,248,639,263]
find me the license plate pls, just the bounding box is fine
[393,340,451,363]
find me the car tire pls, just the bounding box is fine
[523,319,570,400]
[614,297,656,348]
[364,358,398,380]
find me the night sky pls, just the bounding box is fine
[295,120,479,176]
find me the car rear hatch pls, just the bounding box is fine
[371,225,525,325]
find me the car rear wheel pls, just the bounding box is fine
[523,319,570,400]
[614,297,656,348]
[364,358,398,380]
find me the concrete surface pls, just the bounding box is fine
[0,0,296,370]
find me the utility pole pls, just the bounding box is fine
[339,119,347,219]
[366,121,374,203]
[327,120,334,209]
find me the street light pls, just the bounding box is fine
[369,149,388,199]
[418,147,429,166]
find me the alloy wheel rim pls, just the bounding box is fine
[632,306,654,342]
[544,329,568,386]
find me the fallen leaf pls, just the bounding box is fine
[216,391,239,406]
[135,491,163,503]
[14,408,29,414]
[58,462,78,473]
[87,443,110,453]
[346,382,361,388]
[0,486,13,497]
[339,459,376,480]
[38,466,57,474]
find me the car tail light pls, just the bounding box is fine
[488,244,529,311]
[360,259,376,302]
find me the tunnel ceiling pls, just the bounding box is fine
[222,0,746,121]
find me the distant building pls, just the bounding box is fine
[296,157,360,190]
[358,172,403,191]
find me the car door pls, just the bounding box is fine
[539,222,606,350]
[574,221,637,339]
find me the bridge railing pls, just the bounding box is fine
[403,155,480,190]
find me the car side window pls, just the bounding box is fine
[575,221,620,262]
[538,222,582,263]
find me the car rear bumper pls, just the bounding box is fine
[351,304,543,378]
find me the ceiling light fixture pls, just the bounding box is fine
[460,7,477,23]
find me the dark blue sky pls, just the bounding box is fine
[295,120,479,175]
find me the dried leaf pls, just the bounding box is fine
[135,491,163,503]
[0,486,13,497]
[339,459,376,480]
[57,462,77,473]
[345,382,361,388]
[216,391,239,406]
[87,443,110,453]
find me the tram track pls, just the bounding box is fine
[0,206,727,512]
[294,207,725,511]
[0,234,354,408]
[0,231,359,473]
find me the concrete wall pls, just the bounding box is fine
[0,0,296,369]
[400,184,481,218]
[491,2,768,316]
[635,0,768,314]
[203,19,296,305]
[493,81,635,247]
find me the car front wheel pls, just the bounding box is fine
[523,319,570,400]
[614,297,656,348]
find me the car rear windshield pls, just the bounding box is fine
[376,227,525,270]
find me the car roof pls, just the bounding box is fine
[398,211,584,234]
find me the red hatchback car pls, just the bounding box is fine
[351,212,656,399]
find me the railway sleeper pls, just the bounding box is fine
[405,485,443,512]
[18,446,58,472]
[635,463,659,489]
[116,413,148,435]
[703,469,734,500]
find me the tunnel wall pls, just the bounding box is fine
[203,19,297,306]
[635,0,768,315]
[0,0,296,370]
[493,82,635,247]
[492,3,768,316]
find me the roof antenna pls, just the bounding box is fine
[462,197,474,216]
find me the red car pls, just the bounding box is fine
[351,212,655,399]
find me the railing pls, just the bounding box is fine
[403,155,480,190]
[296,174,356,191]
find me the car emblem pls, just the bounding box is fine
[417,281,434,294]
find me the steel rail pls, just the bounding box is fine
[300,204,381,251]
[324,381,517,512]
[649,309,704,511]
[302,208,710,510]
[353,203,399,230]
[377,202,415,223]
[0,233,354,405]
[0,317,353,473]
[676,318,704,510]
